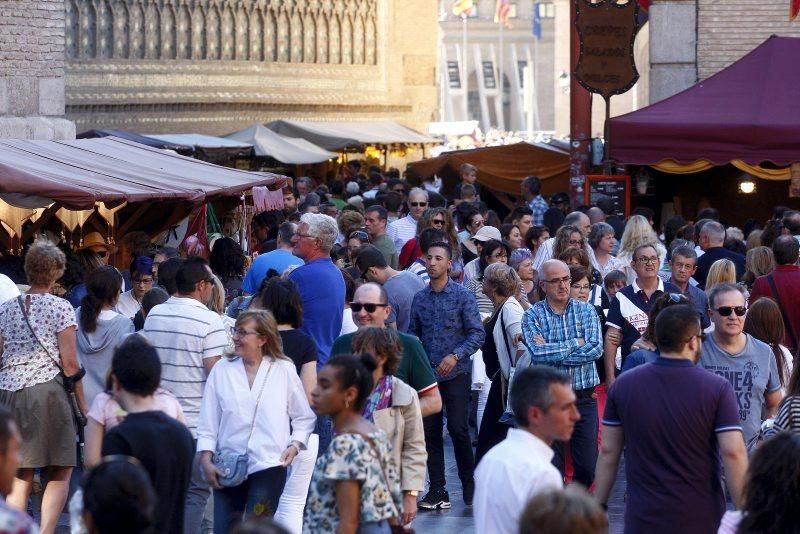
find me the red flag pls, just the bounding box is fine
[494,0,512,28]
[792,0,800,20]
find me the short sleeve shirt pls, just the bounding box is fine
[0,294,76,391]
[700,333,781,448]
[383,271,425,333]
[603,357,742,533]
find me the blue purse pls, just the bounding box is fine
[211,361,272,487]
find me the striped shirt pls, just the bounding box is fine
[521,298,602,391]
[768,395,800,436]
[142,296,228,436]
[389,215,419,253]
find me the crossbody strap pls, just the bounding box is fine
[351,432,401,520]
[245,360,273,448]
[766,274,798,350]
[17,295,63,373]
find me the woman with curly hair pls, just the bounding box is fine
[616,215,666,284]
[717,433,800,534]
[551,225,585,260]
[209,237,247,303]
[398,208,447,268]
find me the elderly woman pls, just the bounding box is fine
[352,327,426,528]
[474,263,527,463]
[0,239,86,533]
[115,256,154,319]
[509,248,537,308]
[589,222,624,279]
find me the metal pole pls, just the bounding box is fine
[570,0,592,209]
[499,22,504,128]
[462,14,469,121]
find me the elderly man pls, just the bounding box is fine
[330,282,442,418]
[694,220,745,289]
[289,213,345,367]
[390,187,429,253]
[522,259,602,488]
[532,211,596,272]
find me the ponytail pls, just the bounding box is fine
[80,266,123,334]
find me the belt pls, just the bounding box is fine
[574,387,596,399]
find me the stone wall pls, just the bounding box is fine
[65,0,438,135]
[0,0,75,139]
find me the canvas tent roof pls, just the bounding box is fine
[77,129,194,154]
[224,123,337,164]
[0,137,284,210]
[407,142,569,198]
[265,120,439,151]
[609,35,800,166]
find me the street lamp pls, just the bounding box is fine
[738,175,756,194]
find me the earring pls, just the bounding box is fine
[345,400,351,409]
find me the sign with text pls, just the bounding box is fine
[447,61,462,89]
[585,175,630,218]
[482,60,497,89]
[574,0,641,98]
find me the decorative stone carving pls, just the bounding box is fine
[65,0,378,65]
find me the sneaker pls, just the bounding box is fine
[463,480,475,507]
[418,489,451,510]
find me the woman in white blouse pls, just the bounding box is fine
[197,310,316,533]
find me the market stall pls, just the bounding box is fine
[224,123,337,165]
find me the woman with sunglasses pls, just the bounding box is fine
[197,310,316,532]
[621,292,693,372]
[346,230,371,268]
[398,208,452,269]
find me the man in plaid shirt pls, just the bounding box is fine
[521,175,549,226]
[521,259,602,487]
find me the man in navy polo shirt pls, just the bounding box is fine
[594,305,748,533]
[604,244,679,388]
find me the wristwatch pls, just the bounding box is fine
[406,490,419,497]
[452,353,461,362]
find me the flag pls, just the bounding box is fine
[792,0,800,20]
[494,0,512,28]
[533,2,542,40]
[452,0,474,17]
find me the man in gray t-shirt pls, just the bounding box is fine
[356,245,425,333]
[699,283,782,449]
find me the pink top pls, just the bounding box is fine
[87,388,184,430]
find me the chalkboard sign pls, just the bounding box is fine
[447,61,461,89]
[584,175,630,218]
[482,61,497,89]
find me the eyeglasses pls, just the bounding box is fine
[133,278,154,286]
[349,230,369,241]
[431,218,446,226]
[714,306,747,317]
[635,256,659,265]
[545,276,572,286]
[667,293,689,303]
[295,232,317,240]
[490,252,508,261]
[568,239,582,246]
[685,332,707,343]
[232,328,260,337]
[350,302,389,313]
[410,202,428,208]
[570,284,591,291]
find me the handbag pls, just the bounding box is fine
[497,303,530,425]
[212,360,272,487]
[16,296,87,454]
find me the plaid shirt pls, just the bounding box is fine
[528,195,549,226]
[521,298,602,391]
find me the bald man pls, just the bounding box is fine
[532,212,598,272]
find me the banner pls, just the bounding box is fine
[494,0,512,28]
[453,0,474,17]
[792,0,800,20]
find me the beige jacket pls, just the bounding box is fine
[372,377,427,492]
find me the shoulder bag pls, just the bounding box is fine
[16,296,87,450]
[212,360,272,487]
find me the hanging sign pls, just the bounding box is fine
[790,163,800,198]
[574,0,641,98]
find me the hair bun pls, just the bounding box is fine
[359,352,378,372]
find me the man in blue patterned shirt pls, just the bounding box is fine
[522,259,602,487]
[522,175,549,226]
[410,241,485,511]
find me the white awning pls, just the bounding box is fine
[224,124,337,164]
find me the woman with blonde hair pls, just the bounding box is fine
[705,258,737,292]
[616,215,667,283]
[746,229,764,251]
[198,310,316,532]
[741,246,774,291]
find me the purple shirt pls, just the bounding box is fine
[603,357,742,534]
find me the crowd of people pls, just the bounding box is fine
[0,162,798,534]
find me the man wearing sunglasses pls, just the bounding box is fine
[330,283,441,418]
[700,283,782,451]
[389,188,430,253]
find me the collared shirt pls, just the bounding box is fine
[142,296,228,436]
[528,195,549,226]
[388,214,419,253]
[474,428,562,534]
[606,278,679,361]
[409,279,485,382]
[670,277,710,329]
[521,298,603,391]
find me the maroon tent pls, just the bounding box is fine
[609,35,800,166]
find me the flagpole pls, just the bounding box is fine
[499,22,504,128]
[462,13,469,121]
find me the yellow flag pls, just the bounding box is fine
[453,0,475,17]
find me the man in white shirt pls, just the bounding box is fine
[474,365,578,534]
[142,256,228,534]
[389,188,429,253]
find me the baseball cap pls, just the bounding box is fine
[355,245,388,279]
[471,226,502,243]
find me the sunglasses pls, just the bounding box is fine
[350,302,389,313]
[714,306,747,317]
[667,293,689,303]
[410,202,428,208]
[349,230,369,241]
[431,218,446,226]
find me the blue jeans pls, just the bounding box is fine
[213,465,287,534]
[551,394,598,487]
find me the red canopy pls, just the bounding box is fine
[609,35,800,167]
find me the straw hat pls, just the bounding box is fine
[81,231,117,253]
